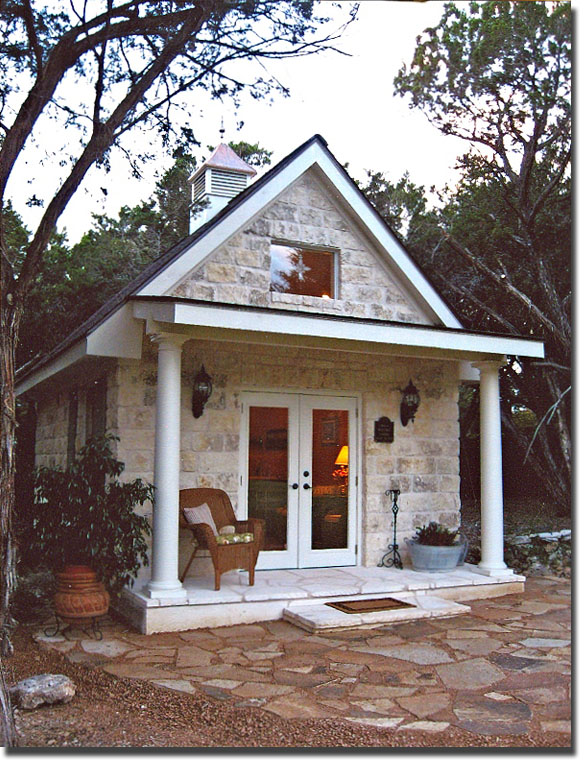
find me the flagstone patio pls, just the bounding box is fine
[35,576,570,740]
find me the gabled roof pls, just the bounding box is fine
[17,134,544,394]
[135,134,464,324]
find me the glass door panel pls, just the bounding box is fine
[247,406,289,552]
[241,393,299,570]
[298,395,357,568]
[311,409,349,550]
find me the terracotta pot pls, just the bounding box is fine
[54,565,110,624]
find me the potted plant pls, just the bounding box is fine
[406,522,468,572]
[30,435,153,624]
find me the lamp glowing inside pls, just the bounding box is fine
[335,445,349,466]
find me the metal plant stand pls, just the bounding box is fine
[378,489,403,569]
[44,615,104,641]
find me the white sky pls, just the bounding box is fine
[8,1,481,243]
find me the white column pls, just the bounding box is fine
[473,360,508,574]
[147,332,189,598]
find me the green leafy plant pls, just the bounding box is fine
[413,522,460,547]
[31,435,153,595]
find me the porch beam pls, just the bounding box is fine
[473,360,509,574]
[131,298,545,359]
[147,331,189,599]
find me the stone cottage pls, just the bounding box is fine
[16,135,544,633]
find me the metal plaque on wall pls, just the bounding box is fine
[374,416,394,443]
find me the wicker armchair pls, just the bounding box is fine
[179,488,264,590]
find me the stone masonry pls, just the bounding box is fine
[111,337,460,576]
[32,166,461,581]
[35,366,117,469]
[172,170,430,325]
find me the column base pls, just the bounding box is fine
[146,580,187,599]
[476,562,511,577]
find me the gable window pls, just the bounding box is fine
[270,243,336,299]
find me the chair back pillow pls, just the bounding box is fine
[183,503,218,536]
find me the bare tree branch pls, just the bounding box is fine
[442,231,569,352]
[434,271,519,335]
[16,3,210,295]
[21,0,43,75]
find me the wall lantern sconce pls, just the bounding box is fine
[400,379,420,426]
[192,364,213,418]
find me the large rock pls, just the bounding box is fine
[9,674,76,710]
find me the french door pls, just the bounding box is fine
[240,392,358,569]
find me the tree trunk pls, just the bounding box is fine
[0,659,17,747]
[0,301,22,657]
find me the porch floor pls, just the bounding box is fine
[123,565,525,635]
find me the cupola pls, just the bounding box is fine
[188,143,257,233]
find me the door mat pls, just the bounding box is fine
[325,597,416,614]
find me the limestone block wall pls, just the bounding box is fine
[113,336,461,577]
[172,171,431,325]
[34,368,117,469]
[360,360,461,566]
[35,391,70,469]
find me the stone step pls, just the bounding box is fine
[283,593,470,633]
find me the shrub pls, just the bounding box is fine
[30,435,153,594]
[413,522,460,546]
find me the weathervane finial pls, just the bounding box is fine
[219,117,225,142]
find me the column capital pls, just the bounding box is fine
[472,358,506,373]
[148,330,190,350]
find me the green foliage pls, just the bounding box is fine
[413,522,460,547]
[366,0,571,510]
[227,141,273,167]
[0,202,30,268]
[394,1,570,153]
[30,435,153,595]
[17,141,272,367]
[357,171,431,240]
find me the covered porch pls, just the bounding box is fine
[110,295,544,633]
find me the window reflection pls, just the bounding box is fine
[270,244,334,298]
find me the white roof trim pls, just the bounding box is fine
[137,139,461,328]
[16,339,86,395]
[132,299,545,359]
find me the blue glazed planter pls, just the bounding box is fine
[406,536,468,572]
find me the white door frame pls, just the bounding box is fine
[239,391,360,570]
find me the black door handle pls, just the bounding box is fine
[303,470,310,477]
[290,483,299,489]
[303,483,312,490]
